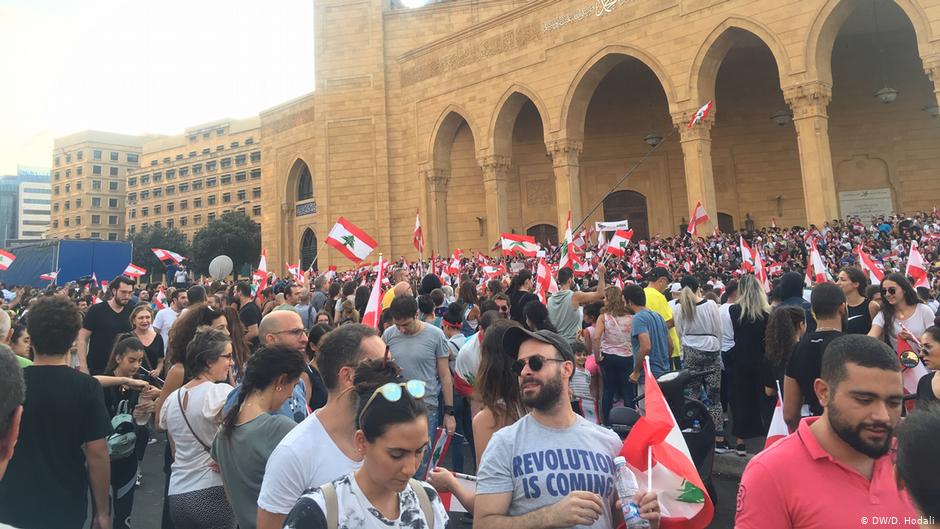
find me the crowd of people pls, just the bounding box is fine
[0,211,939,528]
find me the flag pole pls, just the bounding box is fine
[647,446,653,492]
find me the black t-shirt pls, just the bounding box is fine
[307,366,328,412]
[917,372,938,404]
[846,299,874,335]
[786,330,843,416]
[239,301,262,348]
[141,333,165,371]
[83,301,133,375]
[0,365,112,529]
[509,290,538,325]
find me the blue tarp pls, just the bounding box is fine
[0,240,133,288]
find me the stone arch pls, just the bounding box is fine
[560,46,678,141]
[285,157,314,203]
[603,190,649,241]
[489,85,552,157]
[807,0,934,85]
[428,105,481,169]
[300,228,317,271]
[526,223,558,246]
[284,157,315,267]
[690,17,793,104]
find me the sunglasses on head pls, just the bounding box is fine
[358,380,427,423]
[881,287,898,296]
[512,354,565,376]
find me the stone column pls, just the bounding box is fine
[547,139,583,232]
[672,112,718,235]
[923,55,940,109]
[422,166,451,255]
[784,81,840,225]
[280,202,292,268]
[478,155,511,249]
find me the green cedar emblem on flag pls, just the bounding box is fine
[676,479,705,503]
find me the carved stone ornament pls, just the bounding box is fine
[424,168,451,193]
[783,82,833,120]
[526,179,554,206]
[545,139,583,166]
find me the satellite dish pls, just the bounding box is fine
[209,255,234,279]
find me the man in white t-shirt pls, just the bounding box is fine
[256,324,387,529]
[152,288,188,354]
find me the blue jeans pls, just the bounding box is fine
[450,393,473,473]
[599,354,636,424]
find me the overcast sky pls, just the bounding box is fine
[0,0,315,175]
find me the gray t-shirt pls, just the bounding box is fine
[211,413,297,529]
[311,290,328,313]
[477,414,622,529]
[547,289,581,343]
[383,323,449,405]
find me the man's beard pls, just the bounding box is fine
[521,370,563,411]
[115,296,129,306]
[828,398,894,458]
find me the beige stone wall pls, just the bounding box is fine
[262,0,940,269]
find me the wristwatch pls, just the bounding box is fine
[443,405,455,416]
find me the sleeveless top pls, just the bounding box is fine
[600,313,633,357]
[547,289,581,343]
[845,299,873,335]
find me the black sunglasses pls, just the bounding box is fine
[512,354,565,376]
[881,287,898,296]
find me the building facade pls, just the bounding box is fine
[126,117,263,240]
[0,167,51,246]
[49,131,150,241]
[260,0,940,271]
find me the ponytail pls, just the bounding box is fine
[221,344,306,439]
[679,287,697,323]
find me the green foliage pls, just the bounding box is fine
[128,225,191,279]
[190,211,261,279]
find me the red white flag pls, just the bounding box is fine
[765,382,789,449]
[361,255,385,328]
[287,263,303,284]
[326,217,379,264]
[807,239,831,284]
[39,270,59,282]
[771,217,778,229]
[739,237,755,272]
[413,210,425,254]
[151,248,186,265]
[906,240,929,289]
[124,264,147,278]
[500,233,538,258]
[605,229,634,258]
[253,249,269,301]
[687,100,713,129]
[686,201,709,236]
[482,265,506,279]
[446,257,461,276]
[153,287,167,310]
[855,246,885,285]
[0,249,16,271]
[535,258,553,303]
[559,212,576,269]
[621,358,714,528]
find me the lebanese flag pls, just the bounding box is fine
[500,233,538,258]
[687,100,713,129]
[739,237,755,272]
[437,474,474,513]
[362,255,385,328]
[446,257,461,275]
[0,249,15,271]
[535,258,553,303]
[605,229,634,258]
[559,212,576,269]
[897,330,929,395]
[482,265,506,279]
[39,270,59,282]
[621,358,714,529]
[151,248,186,265]
[287,263,303,283]
[413,210,425,254]
[855,246,885,285]
[613,275,625,290]
[124,264,147,278]
[326,217,378,264]
[92,295,103,305]
[91,272,99,287]
[153,287,167,310]
[765,382,789,449]
[753,248,770,293]
[906,240,929,289]
[771,217,778,229]
[686,201,709,236]
[807,239,832,284]
[571,254,590,276]
[253,250,269,300]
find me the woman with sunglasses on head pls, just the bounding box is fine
[159,328,237,529]
[283,358,448,529]
[868,273,935,349]
[836,267,880,335]
[212,345,307,529]
[916,326,940,403]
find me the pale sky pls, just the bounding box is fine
[0,0,315,175]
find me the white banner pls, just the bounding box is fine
[595,220,630,232]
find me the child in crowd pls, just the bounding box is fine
[570,342,597,420]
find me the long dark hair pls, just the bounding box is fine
[167,304,225,368]
[353,358,427,442]
[476,319,525,426]
[880,272,922,343]
[221,345,306,439]
[104,335,145,375]
[764,307,805,378]
[508,270,532,295]
[222,306,250,378]
[458,281,478,306]
[840,267,868,297]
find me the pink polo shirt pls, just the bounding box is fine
[735,417,918,529]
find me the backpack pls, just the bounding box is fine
[107,400,137,460]
[320,478,434,529]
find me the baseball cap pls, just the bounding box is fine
[502,327,575,363]
[648,266,671,282]
[669,282,682,293]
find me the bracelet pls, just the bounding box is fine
[443,405,455,416]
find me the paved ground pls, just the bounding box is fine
[127,433,742,529]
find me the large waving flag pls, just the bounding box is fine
[0,249,16,271]
[855,246,884,285]
[806,238,832,285]
[151,248,186,265]
[686,201,709,237]
[739,237,755,272]
[123,264,146,278]
[500,233,538,258]
[361,255,385,328]
[39,270,59,282]
[605,229,634,258]
[326,217,378,264]
[765,382,789,449]
[253,249,269,300]
[906,240,929,289]
[413,210,425,254]
[535,258,553,303]
[620,358,713,528]
[559,212,576,269]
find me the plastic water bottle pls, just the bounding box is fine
[613,456,651,528]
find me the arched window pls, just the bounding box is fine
[603,190,649,241]
[526,224,558,247]
[297,165,313,201]
[300,228,317,271]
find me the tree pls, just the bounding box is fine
[190,211,261,279]
[128,225,191,282]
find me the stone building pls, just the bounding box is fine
[126,117,263,240]
[260,0,940,271]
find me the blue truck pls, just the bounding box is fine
[0,239,133,288]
